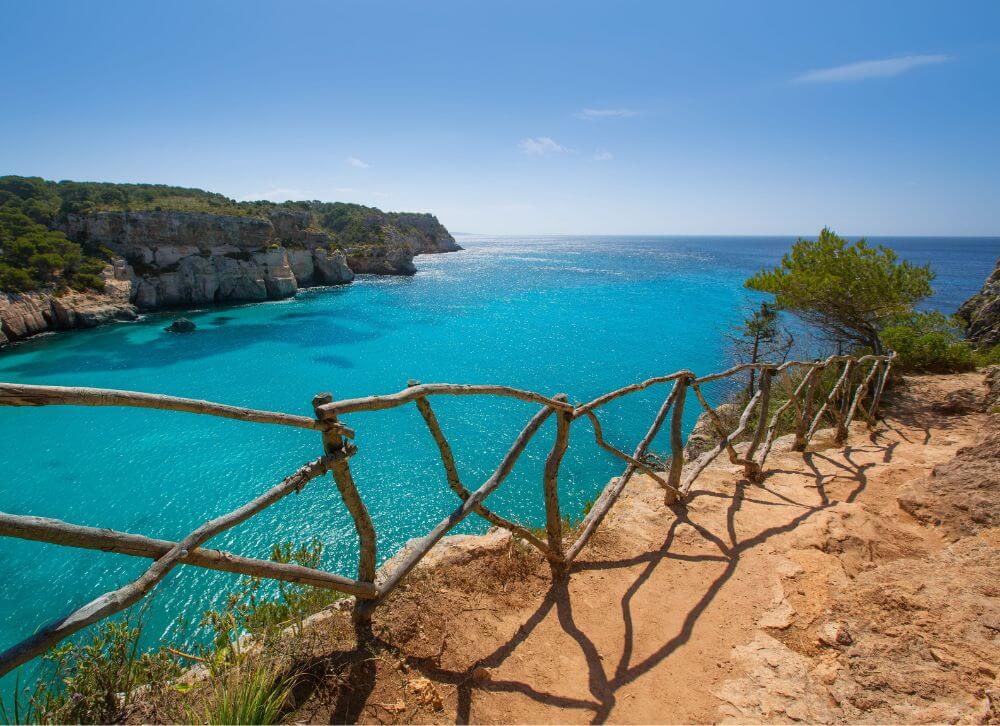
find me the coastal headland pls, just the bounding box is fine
[0,176,459,348]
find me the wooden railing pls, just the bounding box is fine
[0,352,894,676]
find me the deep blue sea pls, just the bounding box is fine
[0,235,996,684]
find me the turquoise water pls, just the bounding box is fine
[0,235,996,677]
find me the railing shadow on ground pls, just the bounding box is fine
[336,431,890,724]
[0,352,894,678]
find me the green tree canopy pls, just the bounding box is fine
[745,228,934,353]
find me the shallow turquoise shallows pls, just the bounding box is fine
[0,235,996,679]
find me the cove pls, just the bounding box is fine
[0,235,996,674]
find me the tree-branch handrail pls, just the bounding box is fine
[0,351,895,676]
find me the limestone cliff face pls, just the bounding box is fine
[1,208,458,347]
[0,262,138,346]
[59,208,459,309]
[958,257,1000,347]
[60,210,403,309]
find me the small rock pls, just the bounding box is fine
[164,317,196,333]
[471,666,492,683]
[818,621,853,647]
[405,675,443,710]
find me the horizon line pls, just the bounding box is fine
[451,232,1000,240]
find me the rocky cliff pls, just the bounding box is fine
[0,262,137,347]
[957,256,1000,346]
[1,206,459,347]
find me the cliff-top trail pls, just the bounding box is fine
[145,371,999,725]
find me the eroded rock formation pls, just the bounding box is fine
[958,256,1000,346]
[1,208,458,347]
[0,262,137,346]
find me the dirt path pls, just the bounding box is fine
[285,372,998,724]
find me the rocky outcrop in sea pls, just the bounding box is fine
[0,209,459,348]
[958,257,1000,347]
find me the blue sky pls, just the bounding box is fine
[2,0,998,235]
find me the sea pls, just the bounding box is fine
[0,234,996,685]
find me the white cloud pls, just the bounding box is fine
[576,108,638,119]
[793,54,949,83]
[593,149,614,161]
[346,156,370,168]
[519,137,572,155]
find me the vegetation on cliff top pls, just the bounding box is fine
[746,228,999,372]
[0,178,108,293]
[0,175,453,293]
[745,227,935,354]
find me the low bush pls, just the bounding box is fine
[1,538,344,725]
[189,664,297,725]
[880,312,979,373]
[0,609,180,724]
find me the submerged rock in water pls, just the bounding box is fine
[165,318,196,333]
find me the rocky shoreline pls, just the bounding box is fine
[0,209,460,348]
[958,256,1000,346]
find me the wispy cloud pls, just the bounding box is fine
[575,108,638,120]
[519,137,573,155]
[593,149,614,161]
[346,156,370,168]
[793,54,949,83]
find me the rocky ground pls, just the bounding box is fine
[136,370,999,724]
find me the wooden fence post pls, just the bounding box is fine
[792,366,820,451]
[834,360,857,443]
[871,358,893,418]
[313,393,377,621]
[743,368,773,481]
[543,395,571,574]
[666,376,689,501]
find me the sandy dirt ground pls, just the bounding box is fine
[277,372,998,724]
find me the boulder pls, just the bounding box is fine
[685,402,738,461]
[985,365,1000,410]
[313,248,354,284]
[164,318,196,333]
[957,257,1000,346]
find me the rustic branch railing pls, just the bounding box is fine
[0,351,894,676]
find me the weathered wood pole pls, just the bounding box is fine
[843,360,881,431]
[690,381,740,464]
[870,358,893,418]
[756,368,817,468]
[680,388,763,494]
[0,457,330,678]
[313,393,377,620]
[543,395,571,573]
[834,360,857,443]
[0,512,377,598]
[792,366,820,451]
[743,368,773,481]
[371,405,554,603]
[565,378,683,563]
[666,376,689,501]
[582,411,672,490]
[805,359,853,444]
[411,385,559,561]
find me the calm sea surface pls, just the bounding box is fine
[0,235,996,679]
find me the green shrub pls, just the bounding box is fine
[1,610,180,724]
[973,344,1000,368]
[189,664,296,725]
[0,208,107,293]
[746,229,934,353]
[880,312,977,373]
